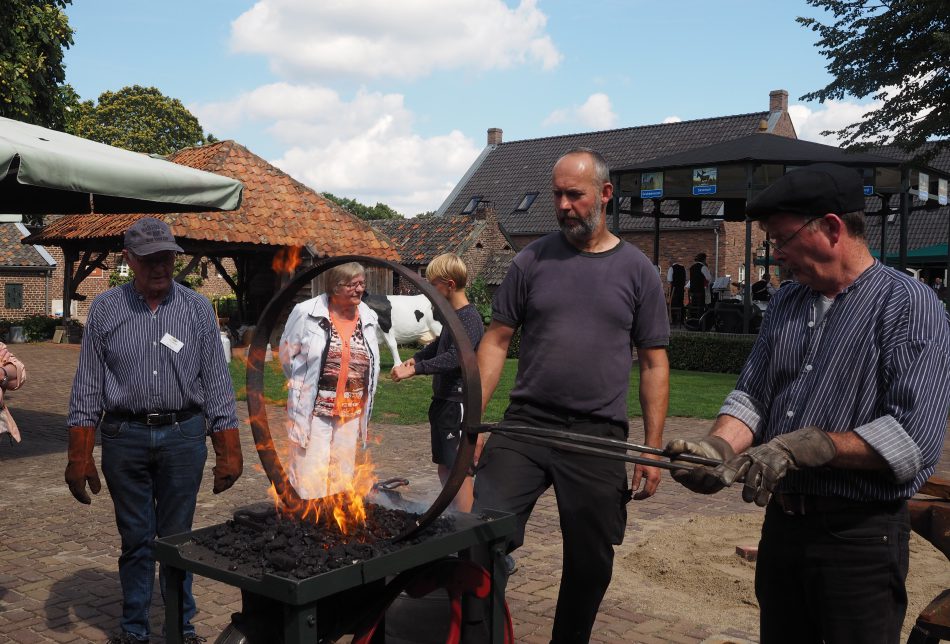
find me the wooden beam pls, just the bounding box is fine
[175,254,203,283]
[208,256,239,293]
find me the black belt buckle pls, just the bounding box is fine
[145,412,174,426]
[778,493,807,515]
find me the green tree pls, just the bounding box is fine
[0,0,75,129]
[322,192,403,220]
[68,85,212,155]
[798,0,950,161]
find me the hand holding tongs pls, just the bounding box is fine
[469,423,722,471]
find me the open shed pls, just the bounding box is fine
[24,140,400,331]
[612,133,950,331]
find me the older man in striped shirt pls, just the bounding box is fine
[668,163,950,643]
[64,217,242,644]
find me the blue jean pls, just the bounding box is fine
[756,500,910,643]
[101,414,207,640]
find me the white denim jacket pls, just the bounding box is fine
[278,294,380,449]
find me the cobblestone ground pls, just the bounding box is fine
[0,343,947,643]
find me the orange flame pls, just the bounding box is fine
[251,338,377,536]
[265,438,377,536]
[272,246,303,276]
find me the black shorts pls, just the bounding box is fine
[428,398,467,471]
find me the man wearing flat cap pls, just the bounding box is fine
[65,217,243,644]
[668,163,950,642]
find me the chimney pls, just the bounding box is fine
[769,89,788,113]
[487,128,503,145]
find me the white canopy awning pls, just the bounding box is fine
[0,116,243,214]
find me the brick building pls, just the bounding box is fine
[436,89,798,286]
[370,205,515,293]
[0,223,56,320]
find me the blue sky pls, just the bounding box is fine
[62,0,878,216]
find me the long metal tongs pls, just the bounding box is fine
[470,423,722,471]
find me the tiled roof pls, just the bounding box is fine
[0,223,53,268]
[866,206,949,256]
[440,112,771,234]
[478,249,516,286]
[370,216,486,265]
[865,140,950,256]
[871,141,950,174]
[24,141,400,260]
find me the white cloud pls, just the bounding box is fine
[790,77,935,146]
[662,116,682,124]
[543,93,617,130]
[192,82,482,216]
[273,129,482,216]
[230,0,561,80]
[192,84,413,146]
[788,99,880,145]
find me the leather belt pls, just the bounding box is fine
[106,409,200,426]
[772,493,902,516]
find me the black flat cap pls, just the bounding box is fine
[746,163,866,220]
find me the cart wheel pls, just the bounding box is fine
[214,617,251,644]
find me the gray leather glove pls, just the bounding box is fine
[731,426,837,506]
[666,435,743,494]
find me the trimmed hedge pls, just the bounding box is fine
[667,330,757,374]
[0,315,61,342]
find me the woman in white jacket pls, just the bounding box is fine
[278,262,381,499]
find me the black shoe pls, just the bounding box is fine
[504,554,517,575]
[106,634,147,644]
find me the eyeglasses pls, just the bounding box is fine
[339,280,366,291]
[764,217,820,253]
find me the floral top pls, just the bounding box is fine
[313,318,370,419]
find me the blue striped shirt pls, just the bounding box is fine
[720,261,950,501]
[68,282,238,433]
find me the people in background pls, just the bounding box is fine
[689,252,712,315]
[667,259,687,321]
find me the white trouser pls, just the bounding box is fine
[287,414,361,499]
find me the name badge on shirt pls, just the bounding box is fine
[160,333,184,353]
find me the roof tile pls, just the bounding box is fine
[441,112,772,234]
[27,140,399,260]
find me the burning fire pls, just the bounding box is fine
[246,333,379,538]
[272,246,303,276]
[269,452,377,535]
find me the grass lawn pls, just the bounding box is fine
[229,349,737,424]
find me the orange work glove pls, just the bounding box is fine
[210,428,243,494]
[65,426,101,504]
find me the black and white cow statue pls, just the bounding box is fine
[362,293,442,366]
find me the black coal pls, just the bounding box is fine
[191,502,456,580]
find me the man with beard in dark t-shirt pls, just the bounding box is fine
[466,148,670,643]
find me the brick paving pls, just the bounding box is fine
[0,343,947,643]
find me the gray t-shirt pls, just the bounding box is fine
[492,232,669,425]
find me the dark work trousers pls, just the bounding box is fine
[755,500,910,644]
[470,401,631,643]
